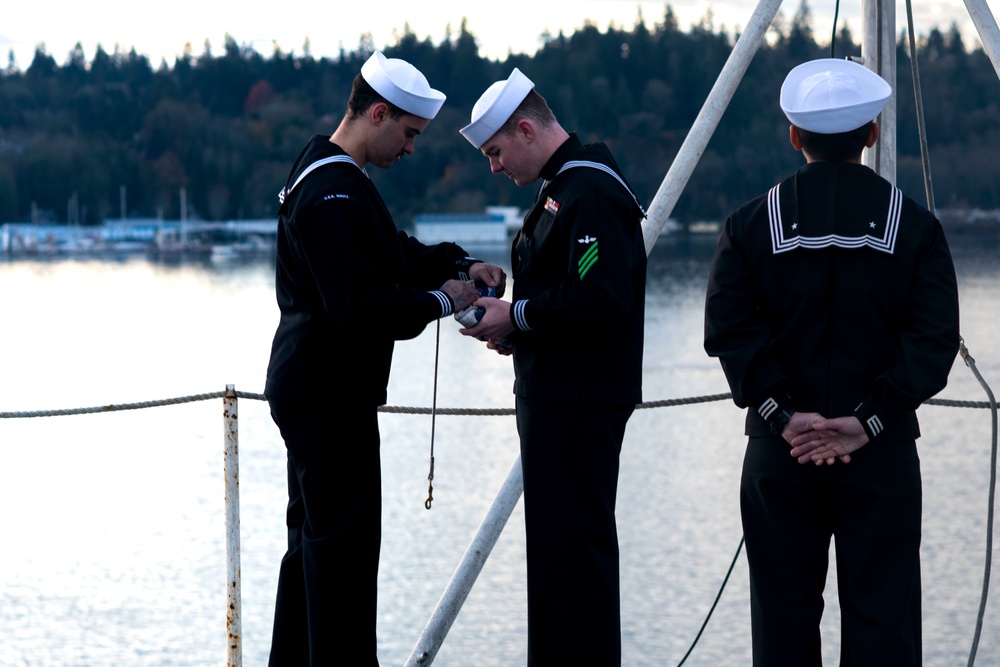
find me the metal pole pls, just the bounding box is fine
[223,384,243,667]
[862,0,897,182]
[405,455,524,667]
[963,0,1000,79]
[641,0,784,253]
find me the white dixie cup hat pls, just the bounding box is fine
[780,58,892,134]
[360,51,446,120]
[460,68,535,149]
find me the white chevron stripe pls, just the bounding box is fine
[866,414,884,436]
[758,397,779,420]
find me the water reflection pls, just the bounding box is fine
[0,232,997,666]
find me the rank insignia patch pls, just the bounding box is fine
[578,241,599,280]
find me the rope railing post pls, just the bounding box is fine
[405,455,525,667]
[223,384,243,667]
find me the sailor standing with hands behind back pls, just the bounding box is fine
[264,51,505,666]
[704,58,960,665]
[459,68,647,667]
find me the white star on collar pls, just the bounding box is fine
[791,223,798,230]
[869,221,877,228]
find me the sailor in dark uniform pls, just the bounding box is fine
[264,51,505,666]
[704,58,960,666]
[459,69,647,667]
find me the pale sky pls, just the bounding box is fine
[1,0,984,69]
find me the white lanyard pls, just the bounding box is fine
[277,155,364,204]
[544,160,647,217]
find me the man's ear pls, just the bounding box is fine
[865,122,880,148]
[789,125,804,152]
[516,119,535,143]
[370,102,389,126]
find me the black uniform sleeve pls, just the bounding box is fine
[398,231,480,288]
[704,207,796,418]
[852,219,960,438]
[295,195,451,340]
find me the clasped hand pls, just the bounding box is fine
[439,263,507,312]
[782,412,870,466]
[458,297,516,356]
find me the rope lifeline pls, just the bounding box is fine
[0,390,263,419]
[0,391,990,421]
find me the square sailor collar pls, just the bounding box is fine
[767,182,903,255]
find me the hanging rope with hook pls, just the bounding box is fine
[424,320,441,510]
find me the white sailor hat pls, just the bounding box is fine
[460,68,535,149]
[360,51,446,120]
[780,58,891,134]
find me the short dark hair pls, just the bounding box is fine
[346,73,407,120]
[796,122,873,162]
[497,89,557,136]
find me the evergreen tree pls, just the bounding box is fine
[0,14,998,225]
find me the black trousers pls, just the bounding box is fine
[516,397,634,667]
[267,397,382,667]
[741,434,922,667]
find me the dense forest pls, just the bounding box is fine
[1,3,998,228]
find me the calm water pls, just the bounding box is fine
[0,232,998,666]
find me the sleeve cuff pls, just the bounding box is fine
[758,395,794,435]
[862,415,884,439]
[430,290,453,317]
[456,257,482,281]
[853,404,885,439]
[511,299,532,331]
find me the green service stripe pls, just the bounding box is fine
[578,243,599,279]
[578,242,599,268]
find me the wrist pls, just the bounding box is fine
[430,290,454,317]
[758,394,794,434]
[769,408,794,435]
[852,400,884,439]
